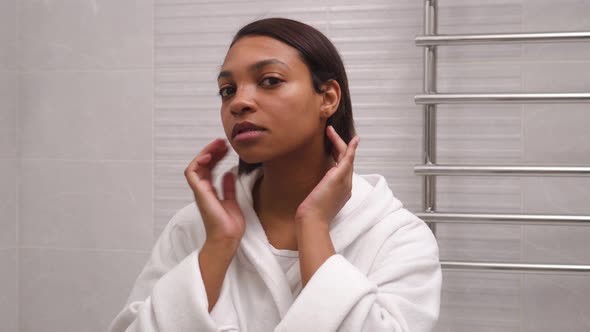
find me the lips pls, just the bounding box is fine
[231,121,266,139]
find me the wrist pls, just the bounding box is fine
[201,239,239,259]
[295,214,329,229]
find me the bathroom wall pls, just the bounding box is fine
[0,0,19,330]
[2,0,588,331]
[10,0,155,331]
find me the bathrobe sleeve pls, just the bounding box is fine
[274,211,442,332]
[108,205,239,332]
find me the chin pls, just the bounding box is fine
[233,148,267,165]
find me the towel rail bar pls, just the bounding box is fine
[417,0,590,277]
[415,93,590,104]
[415,31,590,46]
[442,261,590,273]
[415,212,590,226]
[413,165,590,176]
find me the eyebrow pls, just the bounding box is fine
[217,59,289,81]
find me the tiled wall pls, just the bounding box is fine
[1,0,588,331]
[0,0,19,330]
[5,0,156,331]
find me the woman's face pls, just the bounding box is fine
[218,35,326,164]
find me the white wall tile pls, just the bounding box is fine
[0,249,18,332]
[19,248,150,332]
[19,70,152,160]
[0,71,18,159]
[20,159,153,250]
[19,0,153,70]
[0,159,17,249]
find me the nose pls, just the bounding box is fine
[229,85,257,116]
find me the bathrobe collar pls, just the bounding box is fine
[230,165,403,318]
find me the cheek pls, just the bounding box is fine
[269,84,320,123]
[220,109,232,137]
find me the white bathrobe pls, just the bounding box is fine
[109,166,442,332]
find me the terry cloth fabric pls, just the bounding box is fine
[108,165,442,332]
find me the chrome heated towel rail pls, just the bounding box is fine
[416,0,590,274]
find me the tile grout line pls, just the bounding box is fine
[19,246,151,254]
[152,0,157,246]
[15,0,21,329]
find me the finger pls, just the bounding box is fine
[208,140,229,166]
[187,139,228,179]
[187,139,224,169]
[326,125,347,162]
[196,153,212,166]
[222,172,237,201]
[198,139,229,170]
[329,136,360,184]
[340,136,360,167]
[201,138,226,153]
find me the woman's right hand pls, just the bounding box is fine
[184,138,246,249]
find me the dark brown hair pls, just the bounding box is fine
[227,18,356,174]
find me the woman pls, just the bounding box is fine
[110,18,441,332]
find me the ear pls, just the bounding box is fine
[319,80,341,119]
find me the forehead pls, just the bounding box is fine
[221,35,304,70]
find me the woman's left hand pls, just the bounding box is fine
[295,125,360,227]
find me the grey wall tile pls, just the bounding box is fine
[19,70,152,160]
[523,274,590,332]
[434,271,521,332]
[0,0,18,70]
[19,0,152,70]
[437,224,522,262]
[437,106,523,164]
[0,71,18,159]
[438,63,522,93]
[437,176,522,213]
[522,177,590,265]
[0,249,18,332]
[523,62,590,92]
[523,224,590,265]
[20,159,153,250]
[523,105,590,164]
[0,159,17,249]
[19,248,150,332]
[524,0,590,31]
[438,0,523,34]
[522,178,590,215]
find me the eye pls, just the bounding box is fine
[218,86,236,98]
[260,76,283,88]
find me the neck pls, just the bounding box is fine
[253,141,335,222]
